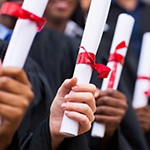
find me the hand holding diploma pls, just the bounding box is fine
[0,0,48,124]
[60,0,111,136]
[1,0,48,67]
[91,13,135,138]
[132,33,150,108]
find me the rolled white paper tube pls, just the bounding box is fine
[132,33,150,108]
[2,0,49,67]
[60,0,111,136]
[0,0,48,125]
[91,13,135,138]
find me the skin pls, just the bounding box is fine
[0,1,96,149]
[134,106,150,133]
[0,66,34,150]
[0,0,79,32]
[50,77,96,150]
[115,0,138,11]
[79,0,91,17]
[94,88,128,139]
[0,69,96,150]
[44,0,79,32]
[0,0,23,29]
[116,0,150,135]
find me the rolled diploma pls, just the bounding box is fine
[132,33,150,108]
[0,0,48,125]
[2,0,48,67]
[60,0,111,136]
[91,13,135,137]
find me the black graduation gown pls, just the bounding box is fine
[0,39,53,149]
[29,28,79,98]
[89,1,150,150]
[25,118,90,150]
[0,40,92,150]
[28,27,149,149]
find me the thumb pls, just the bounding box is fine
[56,77,78,97]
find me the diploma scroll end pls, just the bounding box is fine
[60,114,79,137]
[91,122,105,138]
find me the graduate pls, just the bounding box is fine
[89,0,150,149]
[0,0,149,149]
[0,39,96,150]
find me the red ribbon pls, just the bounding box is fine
[107,41,126,88]
[0,2,46,31]
[137,76,150,97]
[76,46,111,78]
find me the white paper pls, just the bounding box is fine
[2,0,48,67]
[60,0,111,136]
[0,0,48,124]
[132,33,150,108]
[91,13,135,138]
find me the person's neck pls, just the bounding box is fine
[116,0,138,12]
[0,15,16,29]
[45,19,68,33]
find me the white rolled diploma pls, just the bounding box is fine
[132,33,150,108]
[91,13,135,138]
[0,0,48,125]
[2,0,48,67]
[60,0,111,136]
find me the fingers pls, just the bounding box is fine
[0,67,31,87]
[95,89,127,109]
[64,91,96,113]
[62,102,94,134]
[96,105,125,117]
[0,102,25,123]
[57,77,96,112]
[56,77,78,97]
[97,89,126,99]
[134,106,150,133]
[0,67,34,100]
[94,89,128,130]
[57,78,96,134]
[62,102,95,123]
[0,91,32,109]
[95,115,121,126]
[66,111,92,134]
[96,96,127,109]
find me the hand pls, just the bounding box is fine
[0,67,34,150]
[94,88,128,139]
[134,105,150,134]
[50,77,96,149]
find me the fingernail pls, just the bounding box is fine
[61,103,67,109]
[72,86,78,91]
[65,94,70,100]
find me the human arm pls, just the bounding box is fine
[50,77,96,150]
[0,67,34,150]
[134,105,150,134]
[94,88,128,146]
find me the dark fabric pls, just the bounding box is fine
[89,1,150,150]
[24,118,90,150]
[28,26,148,149]
[23,118,51,150]
[59,134,90,150]
[6,133,19,150]
[29,28,79,98]
[0,38,93,149]
[17,57,53,145]
[86,127,133,150]
[0,39,53,149]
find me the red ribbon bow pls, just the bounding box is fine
[76,46,111,78]
[0,2,46,31]
[107,41,126,88]
[137,76,150,97]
